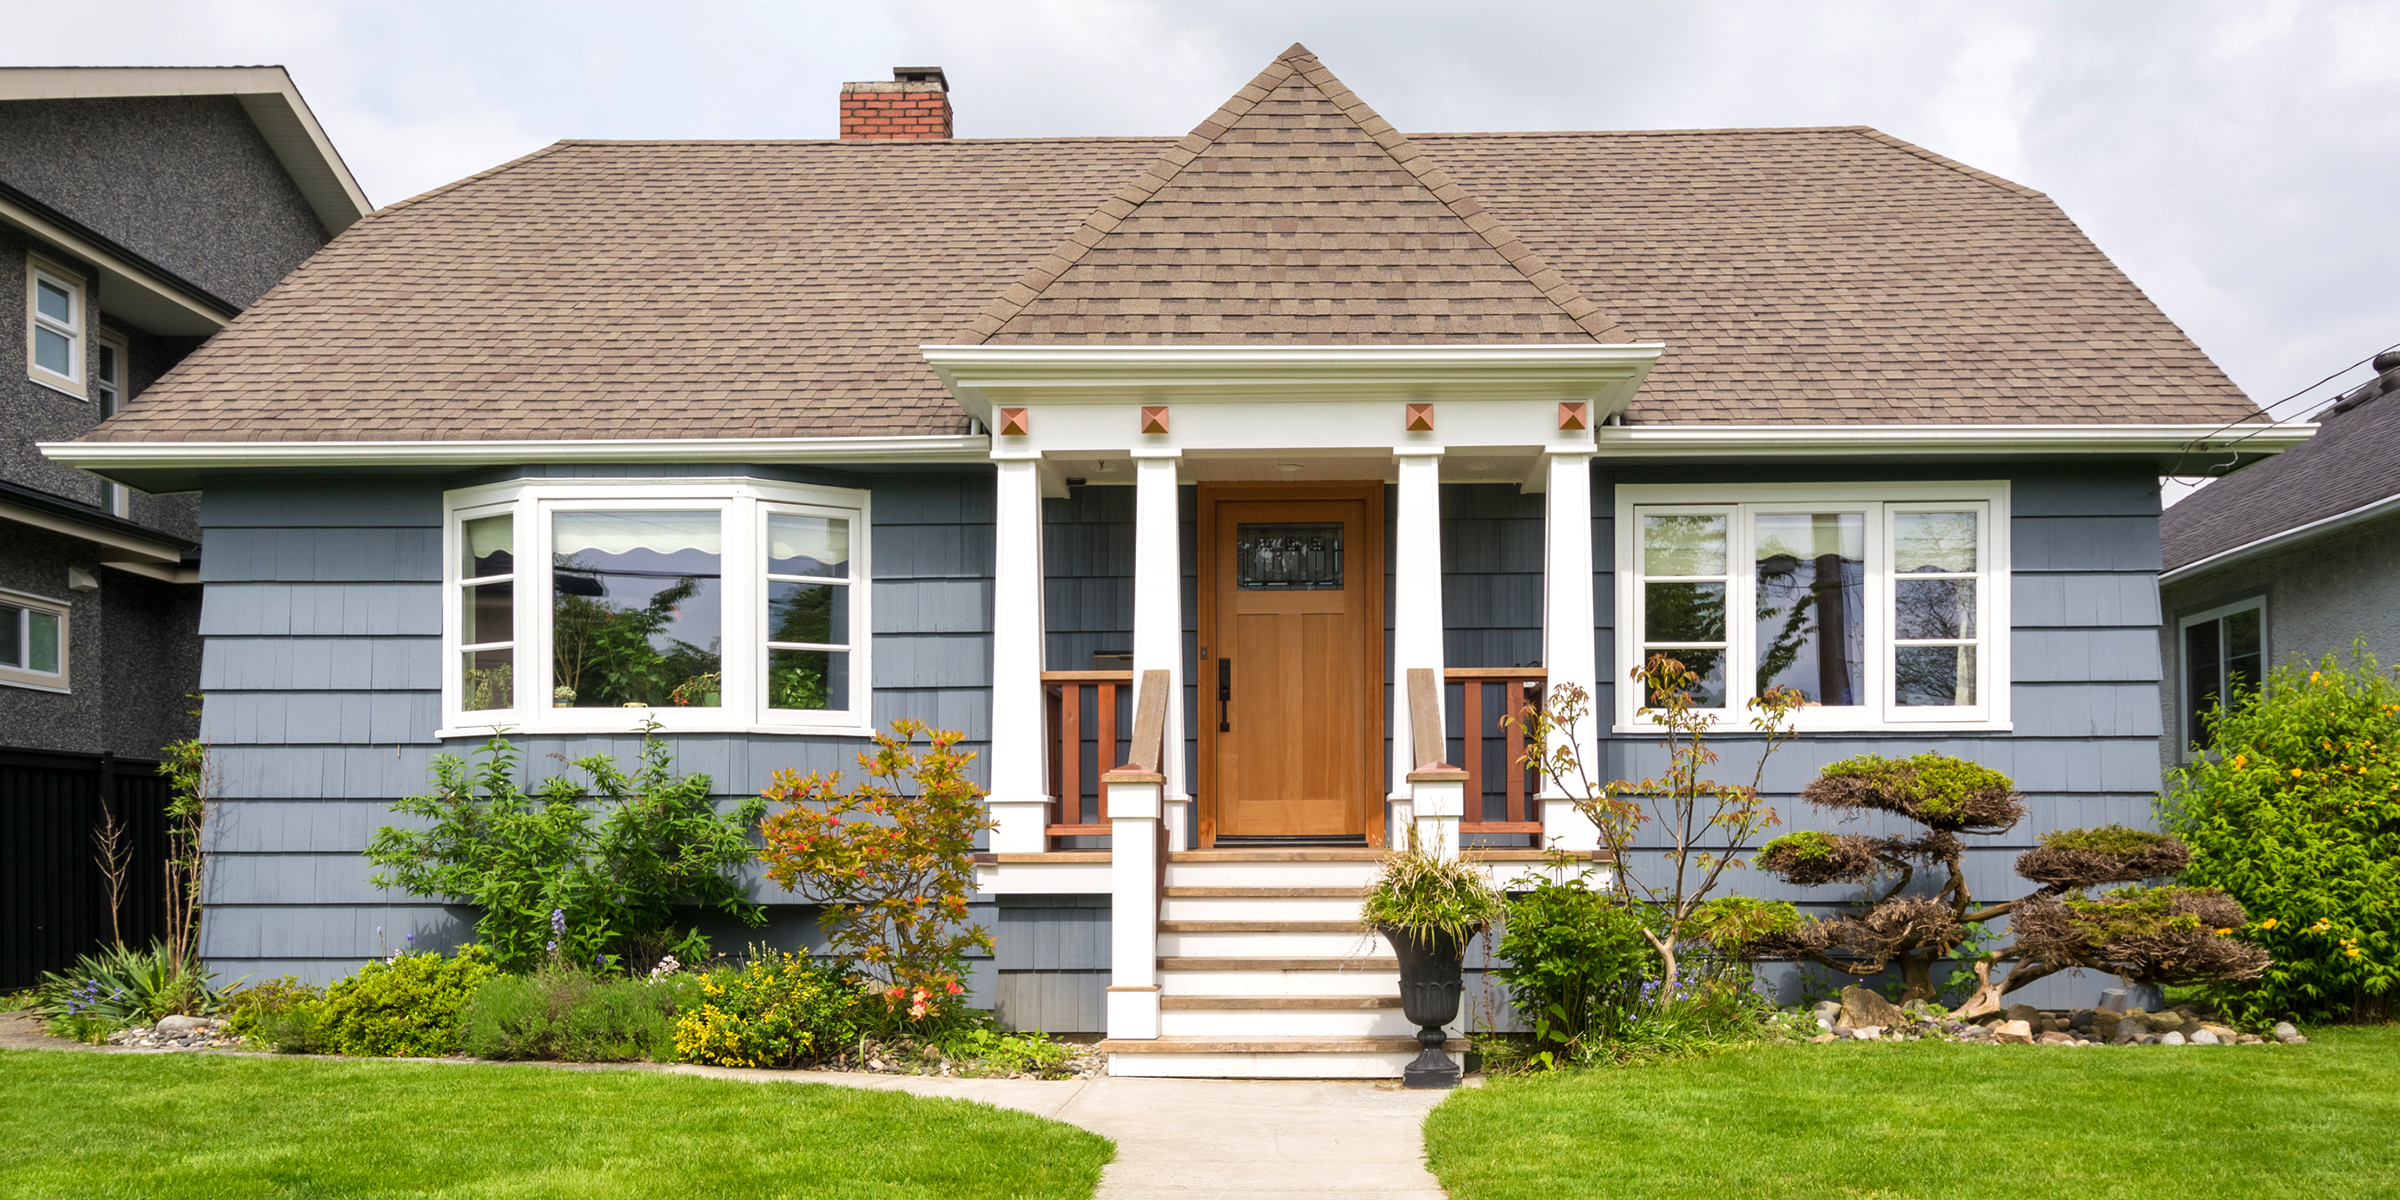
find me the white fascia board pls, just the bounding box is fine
[1590,422,2317,460]
[0,195,233,336]
[0,499,187,563]
[921,343,1668,424]
[0,67,370,230]
[2160,491,2400,585]
[39,434,993,476]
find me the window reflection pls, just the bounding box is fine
[1754,513,1864,705]
[551,511,724,708]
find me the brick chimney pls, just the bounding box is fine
[840,66,951,140]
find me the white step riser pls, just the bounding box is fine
[1108,1050,1460,1080]
[1165,863,1384,888]
[1159,1009,1422,1037]
[1159,969,1401,997]
[1160,896,1365,921]
[1158,931,1387,957]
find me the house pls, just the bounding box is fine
[2157,346,2400,762]
[1,67,368,988]
[45,45,2307,1077]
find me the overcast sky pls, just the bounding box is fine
[17,0,2398,441]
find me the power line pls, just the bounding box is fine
[2166,339,2400,482]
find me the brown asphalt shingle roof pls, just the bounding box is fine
[83,44,2260,445]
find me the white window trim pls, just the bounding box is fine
[2176,595,2266,758]
[94,327,131,517]
[439,477,873,738]
[0,585,72,693]
[27,256,86,399]
[1613,481,2012,733]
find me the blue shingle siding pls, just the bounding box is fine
[992,895,1110,1033]
[194,470,1000,990]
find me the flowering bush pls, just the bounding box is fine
[317,946,498,1057]
[756,720,995,1032]
[2165,647,2400,1023]
[672,951,860,1069]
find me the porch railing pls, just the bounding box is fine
[1043,669,1132,841]
[1447,667,1546,838]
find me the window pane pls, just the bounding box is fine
[1754,513,1864,705]
[28,610,60,673]
[1642,514,1726,576]
[1643,649,1725,709]
[1894,511,1977,574]
[768,513,850,577]
[36,278,71,323]
[96,343,117,385]
[1896,645,1976,706]
[768,581,848,645]
[769,648,849,710]
[2225,608,2263,700]
[462,515,514,578]
[1895,579,1978,639]
[552,511,722,708]
[462,647,514,711]
[1644,581,1725,643]
[0,604,20,667]
[2185,619,2223,746]
[34,326,71,376]
[462,580,513,646]
[1236,523,1344,590]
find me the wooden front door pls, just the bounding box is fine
[1198,483,1385,846]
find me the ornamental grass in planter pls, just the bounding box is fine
[1360,842,1505,1089]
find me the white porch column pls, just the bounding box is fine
[1130,451,1187,803]
[1104,769,1164,1039]
[986,456,1052,854]
[1540,451,1602,853]
[1390,450,1448,803]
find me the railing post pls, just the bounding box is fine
[1105,670,1172,1041]
[1402,667,1467,860]
[989,455,1052,854]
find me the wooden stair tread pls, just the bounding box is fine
[1101,1036,1466,1054]
[1161,886,1364,898]
[1159,920,1365,933]
[1159,957,1397,971]
[1161,995,1400,1010]
[1170,849,1386,862]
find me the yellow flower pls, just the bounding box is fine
[2348,948,2362,958]
[2215,928,2233,935]
[2261,918,2278,930]
[2233,754,2248,769]
[2293,768,2305,777]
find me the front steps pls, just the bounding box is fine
[1102,849,1460,1079]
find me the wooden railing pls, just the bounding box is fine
[1448,667,1546,836]
[1043,670,1132,841]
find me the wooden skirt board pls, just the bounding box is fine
[1197,482,1386,848]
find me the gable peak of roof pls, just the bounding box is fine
[964,42,1632,345]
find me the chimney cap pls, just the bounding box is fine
[891,66,948,91]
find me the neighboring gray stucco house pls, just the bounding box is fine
[2158,345,2400,762]
[0,66,368,758]
[46,45,2310,1077]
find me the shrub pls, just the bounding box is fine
[34,941,217,1040]
[945,1026,1075,1079]
[1360,841,1506,945]
[318,947,498,1057]
[1490,880,1648,1058]
[367,727,767,972]
[220,976,322,1043]
[461,969,686,1062]
[2164,647,2400,1023]
[757,721,994,1033]
[673,951,861,1069]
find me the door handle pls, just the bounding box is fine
[1218,657,1232,732]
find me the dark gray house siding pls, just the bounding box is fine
[194,469,1000,993]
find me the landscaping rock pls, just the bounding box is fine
[2237,1034,2263,1045]
[1852,1026,1884,1041]
[2190,1029,2222,1046]
[2066,1009,2095,1032]
[1813,1000,1842,1025]
[2090,1010,2122,1040]
[155,1015,208,1036]
[1829,1024,1855,1039]
[1809,1033,1838,1044]
[2036,1031,2075,1046]
[2273,1022,2307,1045]
[1839,986,1906,1031]
[2199,1023,2240,1042]
[1993,1020,2034,1044]
[2100,987,2129,1012]
[2160,1031,2187,1046]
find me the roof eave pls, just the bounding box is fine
[2161,488,2400,585]
[1593,421,2315,466]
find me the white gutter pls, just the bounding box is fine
[1589,422,2316,460]
[2160,491,2400,584]
[38,434,994,474]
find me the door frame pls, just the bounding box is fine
[1195,481,1388,849]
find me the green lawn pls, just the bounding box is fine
[1426,1026,2400,1200]
[0,1051,1111,1199]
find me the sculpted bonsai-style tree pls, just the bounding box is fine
[1753,753,2268,1014]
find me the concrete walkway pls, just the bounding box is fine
[672,1065,1457,1198]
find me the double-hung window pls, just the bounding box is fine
[28,258,85,396]
[95,329,131,516]
[1616,483,2009,731]
[442,478,871,735]
[0,588,70,692]
[2178,598,2264,752]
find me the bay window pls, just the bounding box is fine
[442,479,870,734]
[1616,483,2009,730]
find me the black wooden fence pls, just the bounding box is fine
[0,747,173,991]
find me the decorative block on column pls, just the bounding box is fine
[1541,451,1601,852]
[1140,405,1170,435]
[1404,402,1435,432]
[987,456,1052,853]
[996,407,1029,436]
[1557,402,1589,431]
[1390,450,1447,802]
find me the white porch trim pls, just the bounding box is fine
[986,457,1052,853]
[1389,449,1447,802]
[1131,452,1189,804]
[1539,451,1602,853]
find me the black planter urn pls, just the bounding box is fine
[1381,924,1466,1089]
